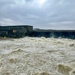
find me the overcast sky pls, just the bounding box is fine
[0,0,75,29]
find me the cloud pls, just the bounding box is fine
[0,0,75,29]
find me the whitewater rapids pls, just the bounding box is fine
[0,37,75,75]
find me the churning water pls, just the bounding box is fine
[0,37,75,75]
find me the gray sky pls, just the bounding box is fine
[0,0,75,29]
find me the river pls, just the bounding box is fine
[0,37,75,75]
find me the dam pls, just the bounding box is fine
[31,29,75,39]
[0,25,75,39]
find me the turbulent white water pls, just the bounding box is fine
[0,37,75,75]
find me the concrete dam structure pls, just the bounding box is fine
[0,25,75,39]
[31,29,75,39]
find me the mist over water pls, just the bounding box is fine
[0,37,75,75]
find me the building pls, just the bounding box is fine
[0,25,33,38]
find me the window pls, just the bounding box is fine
[13,30,16,33]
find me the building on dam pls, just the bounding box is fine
[0,25,75,39]
[0,25,33,38]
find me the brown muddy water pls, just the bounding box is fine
[0,37,75,75]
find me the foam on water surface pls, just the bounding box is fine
[0,37,75,75]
